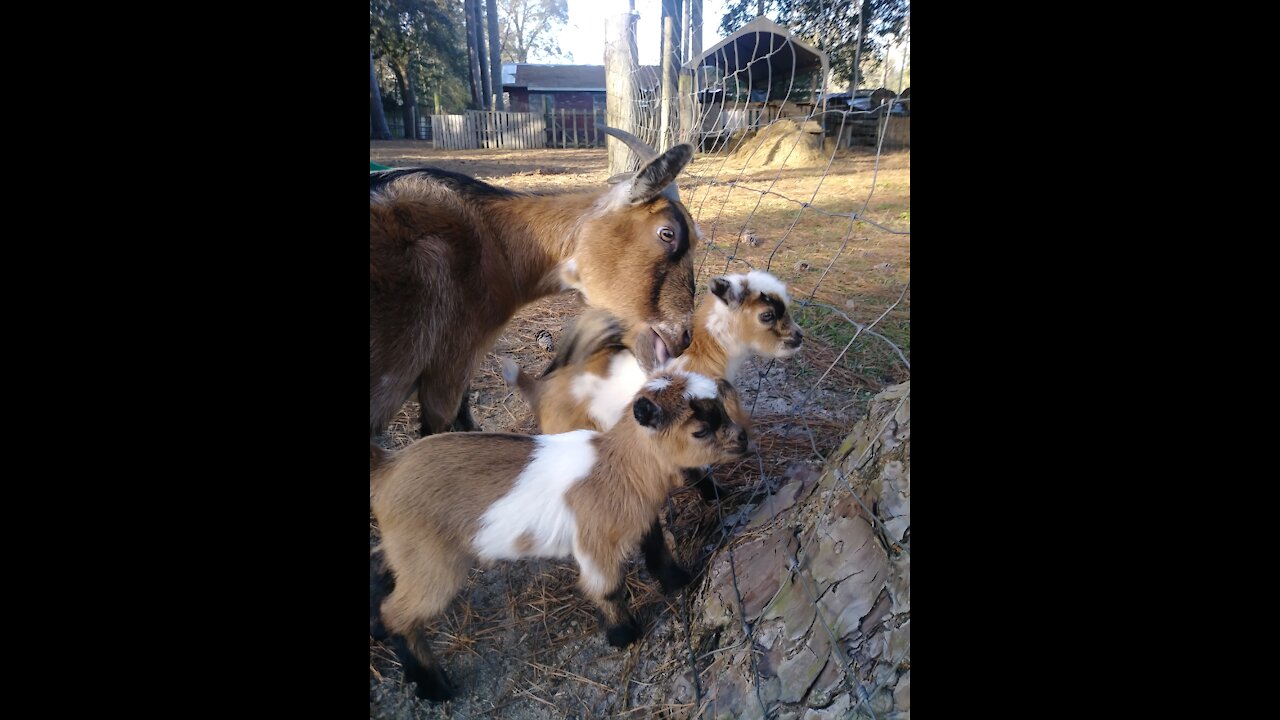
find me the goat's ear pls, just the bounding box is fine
[709,276,738,305]
[628,143,693,205]
[606,172,631,185]
[631,328,661,373]
[633,396,664,429]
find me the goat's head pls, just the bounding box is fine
[560,127,699,366]
[708,271,805,359]
[630,370,753,468]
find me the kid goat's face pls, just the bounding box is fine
[631,372,754,468]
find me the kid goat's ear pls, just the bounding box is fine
[710,276,737,305]
[633,396,664,429]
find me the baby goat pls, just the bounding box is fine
[370,370,751,701]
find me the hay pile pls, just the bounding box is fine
[724,118,827,170]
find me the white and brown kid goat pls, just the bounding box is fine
[369,370,752,701]
[370,127,699,440]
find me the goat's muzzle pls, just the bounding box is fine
[652,324,692,365]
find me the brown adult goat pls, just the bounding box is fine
[370,128,699,438]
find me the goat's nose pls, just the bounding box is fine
[663,326,692,357]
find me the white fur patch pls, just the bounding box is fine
[569,352,648,430]
[743,270,790,305]
[681,372,718,400]
[572,535,610,596]
[644,377,672,392]
[597,181,633,211]
[472,430,598,561]
[703,295,742,358]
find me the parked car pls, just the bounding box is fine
[825,92,908,116]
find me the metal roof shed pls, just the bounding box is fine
[683,15,829,110]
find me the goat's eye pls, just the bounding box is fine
[693,428,711,438]
[759,311,775,323]
[658,227,676,243]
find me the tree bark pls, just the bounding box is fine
[690,0,702,60]
[487,0,504,109]
[475,0,492,109]
[465,0,483,109]
[369,50,392,140]
[388,60,416,140]
[605,11,639,176]
[659,16,676,151]
[640,382,911,718]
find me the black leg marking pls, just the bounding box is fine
[390,634,454,702]
[641,517,692,594]
[606,619,640,647]
[601,581,641,647]
[685,466,723,503]
[447,385,480,432]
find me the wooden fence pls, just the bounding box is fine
[428,109,616,150]
[431,111,546,150]
[545,109,608,149]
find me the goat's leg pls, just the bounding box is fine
[390,625,454,701]
[640,517,692,594]
[379,544,468,701]
[370,548,395,641]
[447,384,480,432]
[576,554,640,647]
[416,372,474,437]
[684,465,724,503]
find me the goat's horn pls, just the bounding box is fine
[597,125,659,163]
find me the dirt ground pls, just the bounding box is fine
[370,136,910,718]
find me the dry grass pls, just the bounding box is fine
[370,135,909,719]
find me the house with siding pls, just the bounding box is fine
[501,63,660,115]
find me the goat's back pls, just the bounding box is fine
[372,432,535,550]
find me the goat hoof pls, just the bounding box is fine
[606,620,641,647]
[408,668,454,702]
[658,564,693,594]
[696,479,725,503]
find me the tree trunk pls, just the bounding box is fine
[659,16,676,151]
[464,0,483,109]
[369,50,392,140]
[690,0,702,60]
[403,64,419,139]
[660,0,681,68]
[475,0,492,110]
[605,11,639,176]
[638,382,912,718]
[388,61,415,140]
[487,0,503,110]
